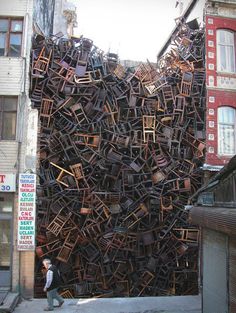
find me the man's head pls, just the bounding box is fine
[42,258,51,269]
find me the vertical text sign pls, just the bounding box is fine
[17,173,36,250]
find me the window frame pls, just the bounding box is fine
[0,17,23,57]
[0,96,18,141]
[217,106,236,156]
[216,29,236,74]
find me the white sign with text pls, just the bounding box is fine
[17,173,36,251]
[0,173,16,192]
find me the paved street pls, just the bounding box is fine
[13,295,201,313]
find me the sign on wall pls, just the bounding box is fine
[217,76,236,90]
[0,174,16,192]
[17,173,36,251]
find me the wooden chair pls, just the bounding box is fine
[40,98,54,128]
[47,208,72,236]
[70,102,89,125]
[180,71,193,96]
[56,231,78,263]
[173,228,199,244]
[32,46,52,77]
[143,115,156,143]
[50,162,75,188]
[123,203,148,229]
[70,163,90,191]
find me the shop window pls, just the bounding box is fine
[217,29,235,73]
[0,96,17,140]
[0,193,13,270]
[0,18,23,57]
[0,220,11,269]
[218,106,236,156]
[0,193,13,213]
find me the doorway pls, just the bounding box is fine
[0,193,13,289]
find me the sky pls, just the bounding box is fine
[71,0,205,62]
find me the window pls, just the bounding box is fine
[0,18,23,57]
[0,219,11,269]
[0,96,17,140]
[217,29,235,73]
[218,106,236,156]
[0,193,13,213]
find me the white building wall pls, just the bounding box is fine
[0,0,36,172]
[0,0,30,16]
[0,142,19,172]
[0,58,24,95]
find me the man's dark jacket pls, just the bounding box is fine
[47,265,61,291]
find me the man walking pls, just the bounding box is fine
[43,259,64,311]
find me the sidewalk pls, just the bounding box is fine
[13,295,201,313]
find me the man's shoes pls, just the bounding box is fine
[44,308,53,311]
[58,300,64,307]
[54,300,64,308]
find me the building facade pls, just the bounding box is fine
[33,0,77,37]
[158,0,236,176]
[0,0,37,297]
[190,2,236,312]
[0,0,77,299]
[205,0,236,171]
[190,155,236,313]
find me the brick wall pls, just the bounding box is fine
[205,14,236,166]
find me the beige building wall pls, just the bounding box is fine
[53,0,77,36]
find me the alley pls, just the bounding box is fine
[13,296,201,313]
